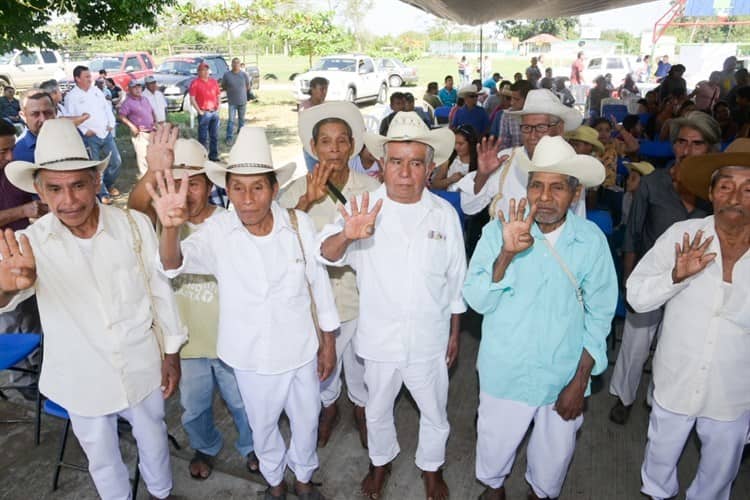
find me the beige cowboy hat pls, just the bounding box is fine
[623,161,655,177]
[564,126,605,155]
[507,88,583,132]
[519,135,605,188]
[678,138,750,200]
[204,127,295,189]
[364,111,455,166]
[6,119,109,193]
[298,101,365,160]
[171,139,219,179]
[457,84,488,98]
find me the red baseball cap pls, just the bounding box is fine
[197,62,209,70]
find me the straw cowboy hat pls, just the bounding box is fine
[623,161,655,177]
[678,138,750,200]
[204,127,295,189]
[564,126,605,155]
[6,119,110,193]
[457,84,488,98]
[171,139,218,179]
[507,88,583,132]
[519,135,605,188]
[298,101,365,160]
[364,111,455,166]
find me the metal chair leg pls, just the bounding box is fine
[52,419,71,491]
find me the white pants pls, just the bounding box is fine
[476,393,583,498]
[641,401,750,500]
[234,360,320,487]
[609,308,663,406]
[320,319,367,408]
[131,132,150,178]
[363,356,449,471]
[68,388,172,500]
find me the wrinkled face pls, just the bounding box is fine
[527,172,581,226]
[626,170,642,193]
[176,174,212,218]
[128,85,142,98]
[568,139,593,156]
[594,121,612,144]
[673,126,711,165]
[75,70,92,91]
[454,132,470,157]
[36,169,99,229]
[310,84,328,102]
[382,141,433,204]
[22,96,55,136]
[311,121,353,172]
[710,167,750,225]
[521,114,561,156]
[0,135,14,169]
[510,91,524,111]
[226,174,277,229]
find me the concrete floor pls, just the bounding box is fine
[2,318,749,500]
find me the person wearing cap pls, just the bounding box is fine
[119,79,157,178]
[279,101,380,449]
[318,112,466,500]
[128,130,258,481]
[63,65,122,205]
[564,125,605,157]
[0,119,186,500]
[627,142,750,500]
[451,84,489,135]
[455,88,586,223]
[464,135,617,500]
[151,126,339,500]
[143,75,168,123]
[189,62,221,162]
[609,111,720,425]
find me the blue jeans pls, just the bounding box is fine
[226,103,246,142]
[83,132,122,198]
[198,111,219,160]
[179,357,254,457]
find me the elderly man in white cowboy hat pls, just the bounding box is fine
[318,111,466,500]
[128,129,258,481]
[150,126,339,500]
[0,119,186,500]
[455,88,585,221]
[279,101,380,449]
[628,142,750,500]
[464,136,617,500]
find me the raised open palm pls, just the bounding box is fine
[0,229,36,293]
[145,170,189,228]
[498,198,537,255]
[672,230,716,283]
[146,123,179,172]
[338,192,383,241]
[476,136,508,176]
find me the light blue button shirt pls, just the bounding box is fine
[463,211,617,407]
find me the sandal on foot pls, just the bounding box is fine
[188,450,213,480]
[246,450,260,474]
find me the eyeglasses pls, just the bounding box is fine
[520,122,558,134]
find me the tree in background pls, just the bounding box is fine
[497,18,580,40]
[600,30,640,54]
[0,0,174,53]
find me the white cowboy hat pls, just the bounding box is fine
[364,111,455,166]
[171,138,218,179]
[204,127,295,189]
[298,101,365,160]
[457,84,488,98]
[519,135,605,188]
[6,119,109,193]
[506,89,582,132]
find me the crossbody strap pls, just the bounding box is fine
[541,238,584,309]
[124,208,166,359]
[287,208,324,344]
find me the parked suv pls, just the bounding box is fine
[293,54,388,105]
[154,54,229,112]
[0,48,66,90]
[582,55,635,87]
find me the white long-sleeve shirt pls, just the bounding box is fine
[159,202,340,374]
[63,85,116,138]
[0,206,186,417]
[627,216,750,421]
[317,185,467,363]
[455,146,586,218]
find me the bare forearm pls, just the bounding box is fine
[321,232,352,263]
[474,172,490,194]
[450,313,461,338]
[160,226,183,270]
[492,249,515,282]
[571,349,595,389]
[295,195,312,212]
[0,206,27,228]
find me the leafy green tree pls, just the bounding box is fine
[497,18,580,41]
[600,30,640,54]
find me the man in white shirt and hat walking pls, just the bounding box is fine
[150,126,339,500]
[628,146,750,500]
[318,112,466,500]
[455,89,585,221]
[0,119,186,500]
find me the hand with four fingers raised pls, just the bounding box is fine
[498,198,538,256]
[145,169,190,229]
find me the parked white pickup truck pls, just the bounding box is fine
[0,48,66,90]
[293,54,388,106]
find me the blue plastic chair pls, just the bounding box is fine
[0,333,42,444]
[434,106,452,125]
[430,190,465,229]
[601,104,628,124]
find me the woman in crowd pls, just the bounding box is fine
[431,124,478,191]
[713,100,737,143]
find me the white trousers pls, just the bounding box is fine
[609,308,663,406]
[641,401,750,500]
[234,360,320,487]
[476,393,583,498]
[363,356,449,471]
[68,388,172,500]
[320,319,367,408]
[131,132,150,178]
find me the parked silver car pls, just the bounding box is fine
[376,57,418,88]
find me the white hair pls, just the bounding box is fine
[383,141,435,166]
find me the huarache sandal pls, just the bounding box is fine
[188,450,213,480]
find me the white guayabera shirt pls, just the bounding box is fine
[0,205,187,417]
